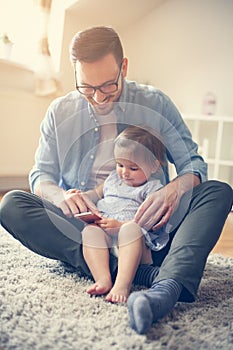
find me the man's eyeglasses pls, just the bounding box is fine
[75,62,122,96]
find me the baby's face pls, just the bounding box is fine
[115,157,153,187]
[114,144,158,187]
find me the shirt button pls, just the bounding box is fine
[94,127,99,132]
[90,155,94,159]
[81,181,85,186]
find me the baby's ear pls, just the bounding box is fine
[152,160,160,173]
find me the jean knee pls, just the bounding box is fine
[210,180,232,205]
[0,190,27,226]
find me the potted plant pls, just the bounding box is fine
[0,33,13,59]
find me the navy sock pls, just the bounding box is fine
[133,264,159,287]
[127,279,182,334]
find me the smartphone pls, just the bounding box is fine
[74,211,102,223]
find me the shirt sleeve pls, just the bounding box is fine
[160,97,207,183]
[29,103,60,193]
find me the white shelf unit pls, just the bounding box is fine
[182,114,233,188]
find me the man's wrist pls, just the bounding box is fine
[169,173,200,198]
[35,181,65,204]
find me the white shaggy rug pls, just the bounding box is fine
[0,225,233,350]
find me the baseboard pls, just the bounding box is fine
[0,176,29,192]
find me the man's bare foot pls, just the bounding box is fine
[105,285,130,303]
[87,278,112,296]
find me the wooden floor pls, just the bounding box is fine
[0,193,232,258]
[212,212,233,258]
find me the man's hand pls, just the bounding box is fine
[59,189,100,217]
[134,174,200,231]
[60,189,90,217]
[34,181,99,217]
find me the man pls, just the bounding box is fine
[0,26,232,334]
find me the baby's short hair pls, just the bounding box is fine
[114,125,165,166]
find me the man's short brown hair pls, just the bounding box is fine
[69,26,123,66]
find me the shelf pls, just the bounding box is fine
[219,160,233,167]
[206,159,233,166]
[182,113,233,187]
[183,114,233,122]
[0,58,33,72]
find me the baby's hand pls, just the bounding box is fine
[95,217,123,235]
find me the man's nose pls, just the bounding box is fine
[92,89,107,104]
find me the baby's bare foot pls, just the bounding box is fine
[87,278,112,296]
[105,285,130,303]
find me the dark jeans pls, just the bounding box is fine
[1,180,232,302]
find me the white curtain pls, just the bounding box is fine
[33,0,60,96]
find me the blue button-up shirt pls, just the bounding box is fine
[29,79,207,193]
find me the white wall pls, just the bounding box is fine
[0,60,54,186]
[121,0,233,115]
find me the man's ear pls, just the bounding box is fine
[122,57,128,78]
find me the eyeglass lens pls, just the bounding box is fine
[75,62,122,96]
